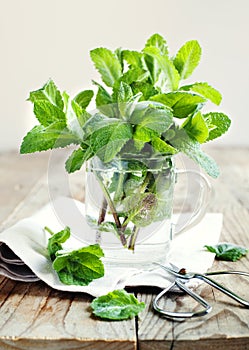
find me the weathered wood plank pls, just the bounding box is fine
[0,150,136,350]
[138,147,249,350]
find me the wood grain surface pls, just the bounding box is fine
[0,147,248,349]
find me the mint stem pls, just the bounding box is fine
[44,226,54,236]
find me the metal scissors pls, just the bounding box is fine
[153,263,249,320]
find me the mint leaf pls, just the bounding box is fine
[131,82,158,101]
[123,50,144,67]
[181,82,222,105]
[143,46,180,91]
[145,33,168,55]
[120,67,149,85]
[171,128,220,178]
[182,111,209,143]
[205,243,248,261]
[203,112,231,141]
[63,92,84,141]
[150,92,206,119]
[53,244,104,286]
[28,79,64,110]
[90,48,122,87]
[46,226,70,261]
[90,289,145,320]
[65,146,93,173]
[173,40,201,79]
[130,103,173,133]
[90,121,132,162]
[151,136,177,154]
[33,100,66,126]
[20,123,78,153]
[74,90,94,109]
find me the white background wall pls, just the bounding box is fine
[1,0,249,151]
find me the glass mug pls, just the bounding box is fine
[83,155,211,268]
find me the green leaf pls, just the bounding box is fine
[171,128,220,178]
[130,103,173,133]
[90,289,145,320]
[131,82,158,101]
[151,136,177,154]
[92,81,116,117]
[203,112,231,141]
[182,111,209,143]
[65,146,93,173]
[90,48,122,87]
[145,33,168,55]
[20,123,78,154]
[46,226,70,261]
[63,92,84,140]
[74,90,94,109]
[180,82,222,105]
[120,67,149,85]
[53,244,104,286]
[90,121,133,162]
[143,46,180,91]
[28,79,64,110]
[122,50,144,67]
[33,100,66,126]
[205,243,248,261]
[150,92,206,118]
[173,40,202,79]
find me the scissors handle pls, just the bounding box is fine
[153,280,212,320]
[196,273,249,307]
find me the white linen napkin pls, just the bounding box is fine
[0,197,223,297]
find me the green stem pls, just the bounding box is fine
[128,226,140,251]
[44,226,54,236]
[94,170,127,246]
[113,172,125,203]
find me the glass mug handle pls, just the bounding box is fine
[173,169,212,236]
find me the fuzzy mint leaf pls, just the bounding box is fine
[20,122,79,154]
[74,90,94,109]
[65,146,93,173]
[28,79,64,110]
[171,128,220,178]
[90,48,122,87]
[90,289,145,320]
[90,121,132,163]
[33,100,66,127]
[203,112,231,141]
[205,243,248,261]
[182,111,209,143]
[173,40,202,79]
[180,82,222,105]
[145,33,168,55]
[120,67,149,85]
[122,50,144,68]
[63,92,84,141]
[130,103,173,133]
[143,46,180,91]
[46,226,70,261]
[150,92,206,119]
[53,244,104,286]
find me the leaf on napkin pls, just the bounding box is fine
[90,289,146,320]
[205,243,248,261]
[46,226,105,286]
[52,244,104,286]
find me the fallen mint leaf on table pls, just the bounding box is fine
[205,243,248,261]
[90,289,146,320]
[45,226,105,286]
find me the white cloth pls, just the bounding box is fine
[0,197,223,297]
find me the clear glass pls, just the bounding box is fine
[84,155,211,268]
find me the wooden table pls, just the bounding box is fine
[0,147,248,350]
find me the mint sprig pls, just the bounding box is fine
[21,33,231,178]
[46,227,104,286]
